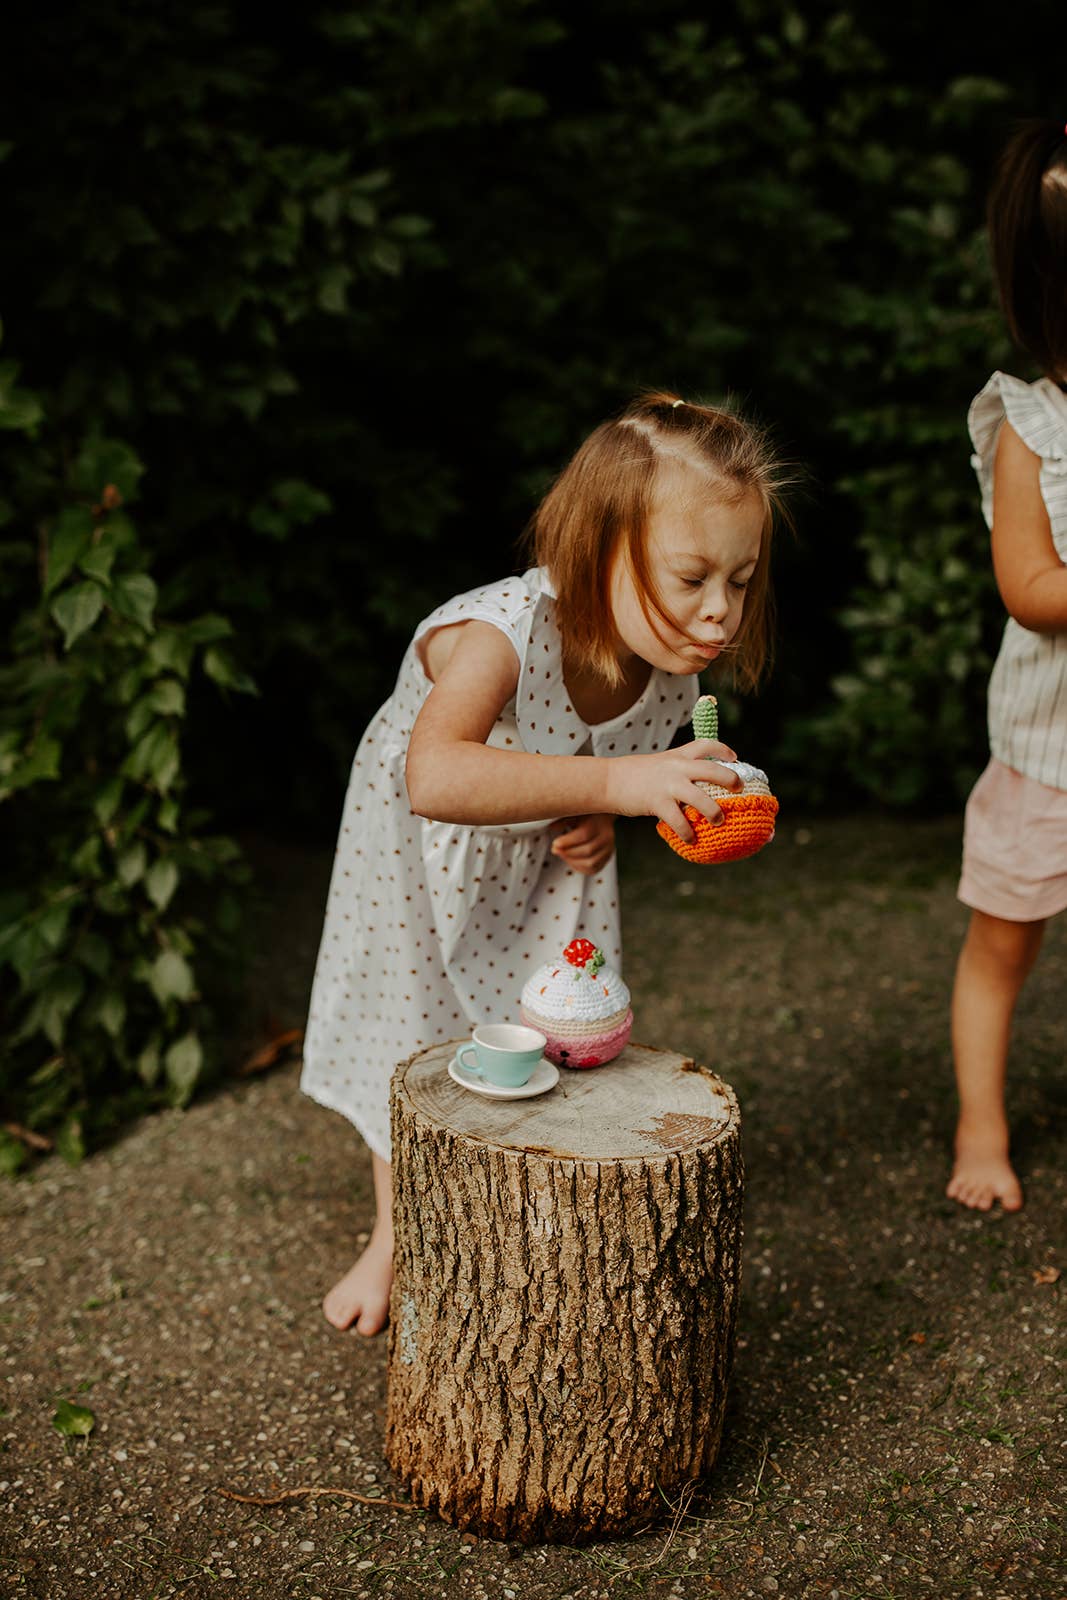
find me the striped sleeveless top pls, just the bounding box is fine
[970,371,1067,791]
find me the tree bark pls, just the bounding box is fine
[385,1040,743,1543]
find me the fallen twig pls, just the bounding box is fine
[216,1483,416,1511]
[237,1028,304,1077]
[3,1122,53,1153]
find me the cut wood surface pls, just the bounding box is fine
[386,1041,744,1544]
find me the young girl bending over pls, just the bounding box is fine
[302,392,789,1332]
[949,119,1067,1212]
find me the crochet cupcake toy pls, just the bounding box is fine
[520,938,632,1069]
[657,694,778,865]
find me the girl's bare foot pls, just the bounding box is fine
[323,1225,394,1335]
[946,1144,1023,1213]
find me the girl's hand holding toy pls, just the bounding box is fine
[603,732,743,843]
[657,694,778,863]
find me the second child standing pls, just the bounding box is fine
[950,118,1067,1213]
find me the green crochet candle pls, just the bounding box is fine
[657,694,779,864]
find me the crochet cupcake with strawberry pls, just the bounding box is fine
[520,938,632,1069]
[657,694,778,865]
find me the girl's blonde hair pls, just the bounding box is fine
[526,391,790,691]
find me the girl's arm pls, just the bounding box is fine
[405,620,739,842]
[991,422,1067,633]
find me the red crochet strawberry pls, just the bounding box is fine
[563,938,597,967]
[563,938,605,977]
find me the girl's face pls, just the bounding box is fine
[609,467,764,674]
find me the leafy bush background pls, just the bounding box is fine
[0,358,249,1167]
[1,0,1061,1143]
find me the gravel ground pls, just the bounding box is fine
[2,814,1064,1599]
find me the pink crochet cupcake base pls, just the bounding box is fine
[520,1007,633,1069]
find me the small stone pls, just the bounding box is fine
[761,1580,779,1594]
[298,1540,314,1552]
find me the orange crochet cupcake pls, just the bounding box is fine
[657,694,779,865]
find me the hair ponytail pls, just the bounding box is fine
[988,118,1067,379]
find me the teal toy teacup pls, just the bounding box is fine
[456,1023,546,1088]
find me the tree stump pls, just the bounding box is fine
[385,1040,743,1544]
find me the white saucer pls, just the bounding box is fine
[447,1054,560,1100]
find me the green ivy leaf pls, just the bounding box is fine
[94,990,126,1038]
[165,1032,203,1105]
[125,695,156,744]
[78,526,123,585]
[318,265,351,313]
[55,1116,86,1165]
[28,966,86,1047]
[116,841,147,887]
[147,948,195,1004]
[149,679,185,717]
[111,573,157,631]
[38,904,71,951]
[94,777,123,826]
[182,614,233,645]
[0,356,44,431]
[2,736,62,795]
[147,630,195,678]
[137,1036,161,1085]
[52,1399,95,1439]
[123,724,180,792]
[45,507,95,594]
[369,240,402,276]
[0,1129,28,1177]
[145,858,179,911]
[387,214,432,240]
[203,647,257,694]
[51,581,105,649]
[114,665,145,705]
[157,797,180,833]
[71,836,103,877]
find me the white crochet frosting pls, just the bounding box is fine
[696,758,771,800]
[521,955,630,1026]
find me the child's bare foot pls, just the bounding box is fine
[323,1227,394,1335]
[946,1146,1023,1213]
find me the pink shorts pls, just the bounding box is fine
[959,758,1067,922]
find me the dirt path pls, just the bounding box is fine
[2,815,1063,1598]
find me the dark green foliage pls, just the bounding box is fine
[1,2,1062,1142]
[0,355,249,1167]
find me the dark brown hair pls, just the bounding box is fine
[526,391,791,692]
[988,118,1067,379]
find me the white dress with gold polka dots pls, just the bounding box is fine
[300,566,698,1157]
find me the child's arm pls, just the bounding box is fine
[406,620,739,843]
[991,422,1067,633]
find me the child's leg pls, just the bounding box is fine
[323,1151,394,1335]
[947,909,1044,1212]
